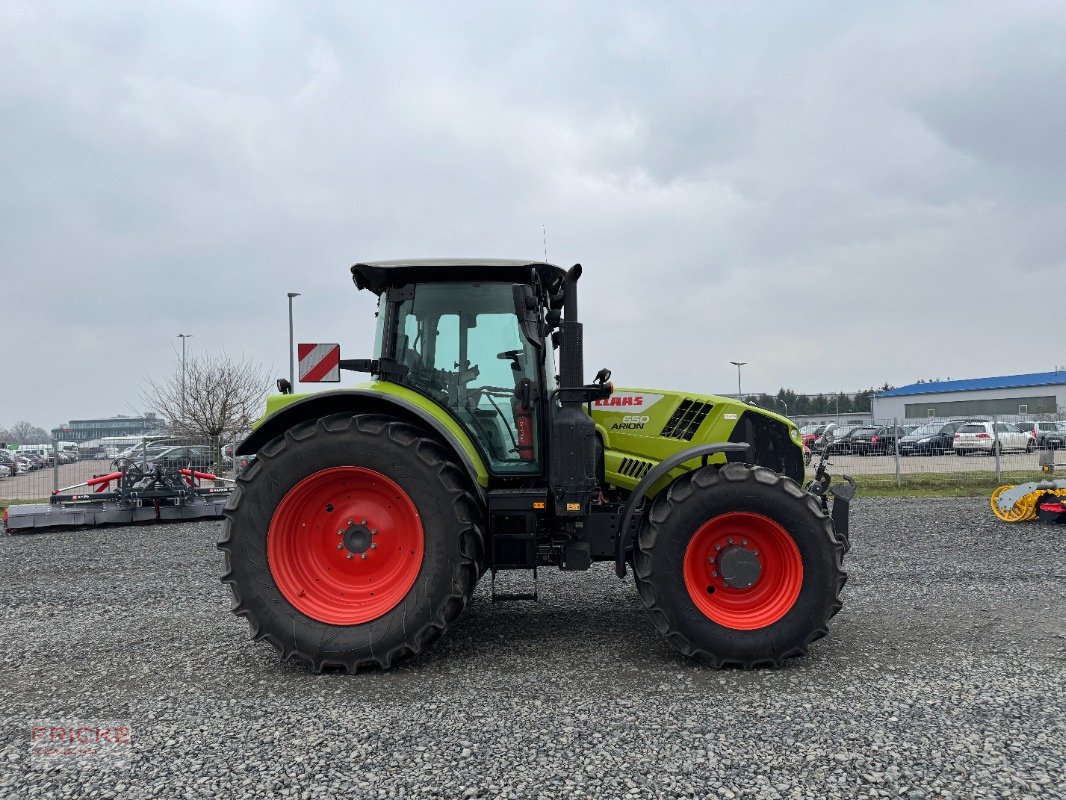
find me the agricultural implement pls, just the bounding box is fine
[221,258,854,671]
[990,450,1066,523]
[4,459,233,532]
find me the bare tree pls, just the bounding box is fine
[8,421,50,445]
[143,352,270,440]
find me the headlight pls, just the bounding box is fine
[917,438,930,444]
[790,428,800,443]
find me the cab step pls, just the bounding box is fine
[490,567,538,603]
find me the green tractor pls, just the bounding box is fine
[221,259,852,670]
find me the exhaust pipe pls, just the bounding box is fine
[558,264,583,395]
[563,263,582,322]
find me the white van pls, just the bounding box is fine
[17,444,54,459]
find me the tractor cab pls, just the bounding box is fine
[350,258,611,510]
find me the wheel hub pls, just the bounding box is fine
[339,519,376,556]
[717,545,761,589]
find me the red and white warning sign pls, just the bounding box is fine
[298,343,341,382]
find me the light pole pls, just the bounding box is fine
[287,292,301,387]
[729,361,747,400]
[177,333,193,418]
[775,397,788,416]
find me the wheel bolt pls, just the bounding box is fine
[360,553,368,560]
[348,519,354,526]
[728,537,734,544]
[370,529,377,536]
[708,557,715,563]
[346,553,353,559]
[361,519,367,525]
[711,571,718,578]
[370,543,378,549]
[337,543,344,550]
[742,539,748,545]
[337,530,344,536]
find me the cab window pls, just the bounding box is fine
[390,283,541,474]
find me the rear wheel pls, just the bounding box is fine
[219,413,484,671]
[633,463,846,667]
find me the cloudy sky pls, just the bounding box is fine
[2,1,1064,428]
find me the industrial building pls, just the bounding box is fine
[50,414,165,443]
[871,372,1066,421]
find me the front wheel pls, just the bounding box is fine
[633,463,846,668]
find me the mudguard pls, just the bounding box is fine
[236,388,489,496]
[614,441,751,577]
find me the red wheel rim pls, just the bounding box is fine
[267,467,424,625]
[682,512,803,630]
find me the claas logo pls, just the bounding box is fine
[594,395,645,408]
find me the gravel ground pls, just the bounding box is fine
[1,498,1064,799]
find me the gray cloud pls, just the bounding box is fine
[1,1,1064,428]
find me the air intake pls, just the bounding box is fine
[618,457,654,479]
[660,399,713,441]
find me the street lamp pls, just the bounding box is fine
[729,361,747,400]
[287,292,301,387]
[177,334,193,418]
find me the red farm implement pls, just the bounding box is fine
[4,460,233,533]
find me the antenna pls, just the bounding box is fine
[542,225,548,262]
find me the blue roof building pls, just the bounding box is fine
[871,372,1066,420]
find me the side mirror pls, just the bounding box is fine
[822,423,838,443]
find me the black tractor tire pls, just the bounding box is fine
[219,413,484,672]
[633,463,846,668]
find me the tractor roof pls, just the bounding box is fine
[350,259,567,295]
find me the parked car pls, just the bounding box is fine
[0,463,10,478]
[1038,422,1066,450]
[22,453,45,470]
[2,451,29,475]
[849,426,890,456]
[898,421,966,455]
[1017,421,1066,450]
[812,425,853,452]
[825,426,865,454]
[799,423,829,448]
[146,445,216,473]
[953,422,1032,455]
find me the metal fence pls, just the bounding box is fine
[1,431,248,503]
[5,415,1062,501]
[804,414,1065,485]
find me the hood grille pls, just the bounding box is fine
[660,399,713,440]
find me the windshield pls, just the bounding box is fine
[912,424,940,435]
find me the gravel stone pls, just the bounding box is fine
[0,498,1064,798]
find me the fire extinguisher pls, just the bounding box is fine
[514,378,534,461]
